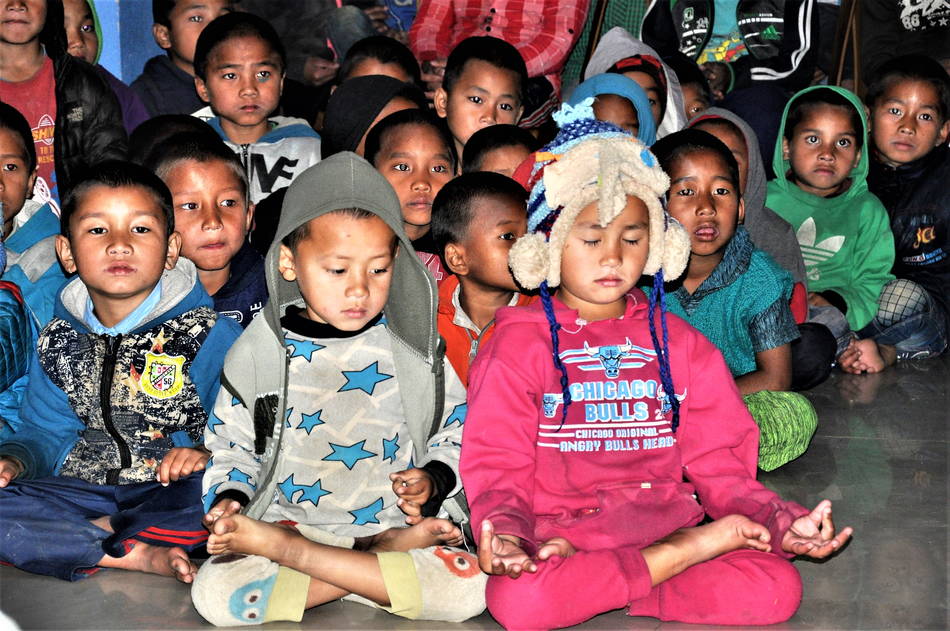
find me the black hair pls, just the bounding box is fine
[462,124,540,173]
[430,171,527,256]
[61,161,175,239]
[664,51,711,103]
[0,102,38,172]
[193,12,286,81]
[152,0,175,26]
[129,115,222,165]
[40,0,67,59]
[865,54,950,123]
[363,109,458,172]
[690,116,748,155]
[651,128,741,192]
[783,89,864,149]
[339,35,421,85]
[281,208,377,252]
[146,134,248,201]
[442,36,527,102]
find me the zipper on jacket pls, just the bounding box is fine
[467,318,496,364]
[240,144,250,177]
[101,335,131,485]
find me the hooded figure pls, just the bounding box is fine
[584,27,687,140]
[321,75,427,157]
[567,72,658,145]
[206,152,470,527]
[689,107,806,287]
[767,86,895,332]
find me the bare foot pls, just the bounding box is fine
[841,338,889,373]
[98,543,197,583]
[207,514,301,563]
[369,517,462,552]
[536,536,576,561]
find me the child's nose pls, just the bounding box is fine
[346,276,369,298]
[202,209,223,230]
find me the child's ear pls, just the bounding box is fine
[434,86,449,119]
[195,76,210,103]
[443,242,468,276]
[165,232,182,270]
[244,202,256,234]
[277,243,297,281]
[781,137,790,160]
[54,234,77,274]
[937,119,950,146]
[27,165,38,197]
[152,23,172,50]
[737,196,746,225]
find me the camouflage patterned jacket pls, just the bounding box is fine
[0,259,242,484]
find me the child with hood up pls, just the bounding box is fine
[567,72,657,145]
[583,27,687,139]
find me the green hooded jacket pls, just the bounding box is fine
[767,85,895,330]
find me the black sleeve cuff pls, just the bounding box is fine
[818,290,848,314]
[420,460,457,517]
[213,489,251,508]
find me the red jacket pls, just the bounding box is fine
[437,274,535,387]
[461,290,807,554]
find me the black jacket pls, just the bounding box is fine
[868,145,950,333]
[641,0,818,94]
[130,54,205,118]
[52,53,127,196]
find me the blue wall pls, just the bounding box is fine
[94,0,162,83]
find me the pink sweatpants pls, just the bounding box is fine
[486,547,802,630]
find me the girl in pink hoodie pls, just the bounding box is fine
[459,103,852,630]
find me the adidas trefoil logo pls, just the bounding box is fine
[762,24,780,40]
[797,217,845,282]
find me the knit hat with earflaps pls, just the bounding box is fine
[508,99,691,430]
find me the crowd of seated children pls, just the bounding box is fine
[651,129,817,471]
[7,4,950,628]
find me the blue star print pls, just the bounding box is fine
[323,440,377,469]
[227,468,253,487]
[231,396,241,407]
[338,361,393,396]
[382,433,400,463]
[284,407,294,428]
[278,473,331,506]
[207,412,224,434]
[297,410,325,434]
[443,403,467,428]
[350,498,384,525]
[287,339,325,361]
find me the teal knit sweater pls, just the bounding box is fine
[663,227,799,377]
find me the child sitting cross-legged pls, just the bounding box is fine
[651,129,817,471]
[191,153,486,626]
[0,161,242,581]
[431,171,534,386]
[461,102,852,629]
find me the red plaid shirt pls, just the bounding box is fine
[409,0,589,96]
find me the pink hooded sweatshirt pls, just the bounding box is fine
[461,290,808,556]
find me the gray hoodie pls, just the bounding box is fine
[215,152,469,528]
[689,107,807,286]
[584,27,687,140]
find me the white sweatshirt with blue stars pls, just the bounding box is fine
[202,316,467,537]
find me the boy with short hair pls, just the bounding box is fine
[148,135,267,328]
[433,36,527,157]
[863,54,950,367]
[131,0,233,117]
[431,171,533,386]
[462,124,539,177]
[193,12,321,204]
[191,153,486,626]
[0,161,242,581]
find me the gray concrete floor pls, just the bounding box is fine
[1,357,947,630]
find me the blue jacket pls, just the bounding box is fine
[0,259,241,484]
[2,202,69,327]
[0,281,37,431]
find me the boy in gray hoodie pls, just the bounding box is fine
[192,152,486,626]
